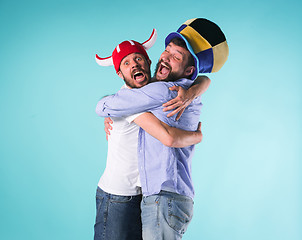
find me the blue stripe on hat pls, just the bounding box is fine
[177,24,187,33]
[196,48,214,73]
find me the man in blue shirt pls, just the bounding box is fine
[96,18,228,239]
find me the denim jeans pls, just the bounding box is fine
[94,187,143,240]
[141,191,194,240]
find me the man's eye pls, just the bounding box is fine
[136,57,142,61]
[174,55,180,60]
[124,61,129,65]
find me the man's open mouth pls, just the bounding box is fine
[156,61,171,80]
[159,62,171,75]
[132,70,146,82]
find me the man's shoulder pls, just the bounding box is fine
[139,81,174,94]
[145,81,173,88]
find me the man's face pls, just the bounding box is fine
[154,42,195,81]
[118,53,151,88]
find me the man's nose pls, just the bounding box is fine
[131,60,139,68]
[161,53,170,62]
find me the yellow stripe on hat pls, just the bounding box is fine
[180,26,212,54]
[183,18,197,26]
[211,41,229,72]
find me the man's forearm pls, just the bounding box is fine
[189,75,211,98]
[133,113,202,148]
[162,122,202,147]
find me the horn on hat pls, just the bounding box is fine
[95,55,114,66]
[142,29,157,50]
[95,29,157,67]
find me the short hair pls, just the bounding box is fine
[169,38,195,68]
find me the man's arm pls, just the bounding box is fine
[96,82,170,118]
[162,75,211,120]
[133,112,202,148]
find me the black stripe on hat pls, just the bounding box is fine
[189,18,226,47]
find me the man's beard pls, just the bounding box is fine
[122,68,151,89]
[154,60,182,82]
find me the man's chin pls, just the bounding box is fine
[134,76,146,84]
[155,72,181,82]
[131,78,149,88]
[155,72,169,81]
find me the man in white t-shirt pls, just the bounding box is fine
[94,30,208,240]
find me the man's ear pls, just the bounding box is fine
[148,59,152,66]
[184,66,195,77]
[117,70,124,80]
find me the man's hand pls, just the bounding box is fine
[196,122,203,143]
[104,117,113,141]
[162,86,194,121]
[163,75,211,121]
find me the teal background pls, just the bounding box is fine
[0,0,301,239]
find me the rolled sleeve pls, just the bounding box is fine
[124,112,145,123]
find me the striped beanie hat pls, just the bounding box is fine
[165,18,229,80]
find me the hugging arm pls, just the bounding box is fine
[96,82,169,118]
[163,75,211,120]
[133,112,202,148]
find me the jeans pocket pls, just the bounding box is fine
[166,198,193,234]
[142,195,160,205]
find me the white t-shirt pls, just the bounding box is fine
[98,86,143,196]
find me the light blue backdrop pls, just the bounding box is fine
[0,0,301,239]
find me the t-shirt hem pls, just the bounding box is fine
[98,183,142,196]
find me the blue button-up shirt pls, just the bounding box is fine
[96,78,202,199]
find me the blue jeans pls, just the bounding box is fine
[141,191,194,240]
[94,187,143,240]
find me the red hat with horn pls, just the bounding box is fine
[95,29,157,73]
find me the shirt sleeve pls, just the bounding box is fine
[95,82,173,118]
[124,112,144,123]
